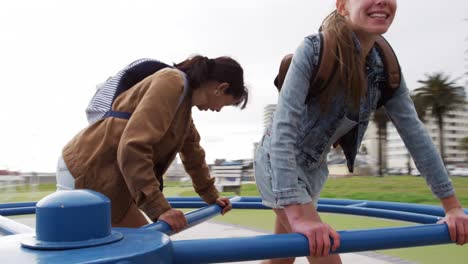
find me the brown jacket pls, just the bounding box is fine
[62,68,219,223]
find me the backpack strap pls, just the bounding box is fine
[273,32,338,103]
[104,76,189,121]
[274,33,401,106]
[375,35,401,89]
[375,35,401,107]
[273,54,293,91]
[102,111,132,119]
[305,31,338,103]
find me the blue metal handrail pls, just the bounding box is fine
[0,195,465,263]
[171,224,451,263]
[0,207,36,216]
[143,197,241,235]
[0,202,36,209]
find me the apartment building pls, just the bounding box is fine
[386,103,468,170]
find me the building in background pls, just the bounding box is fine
[252,104,276,161]
[386,103,468,172]
[0,171,56,188]
[263,104,276,131]
[164,156,190,182]
[210,159,254,194]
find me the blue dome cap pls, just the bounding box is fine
[22,190,123,249]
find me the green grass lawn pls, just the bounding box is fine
[1,176,468,263]
[0,183,56,203]
[178,176,468,206]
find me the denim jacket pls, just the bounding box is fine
[264,34,454,206]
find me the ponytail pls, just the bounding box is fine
[175,55,248,109]
[318,10,366,111]
[174,56,213,89]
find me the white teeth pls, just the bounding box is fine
[369,13,387,18]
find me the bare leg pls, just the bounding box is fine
[260,213,295,264]
[112,203,149,228]
[274,208,342,264]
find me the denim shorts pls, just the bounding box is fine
[56,156,75,190]
[254,140,321,209]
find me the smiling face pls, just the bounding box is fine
[337,0,397,36]
[196,82,241,112]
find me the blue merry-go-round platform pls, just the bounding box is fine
[0,190,466,263]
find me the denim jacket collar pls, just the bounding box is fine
[351,31,384,70]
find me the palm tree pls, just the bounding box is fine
[412,72,466,164]
[410,94,427,123]
[372,107,389,176]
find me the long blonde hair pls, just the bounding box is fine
[316,10,366,111]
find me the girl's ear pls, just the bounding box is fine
[215,82,230,96]
[336,0,348,16]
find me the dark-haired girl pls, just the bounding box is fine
[57,55,248,230]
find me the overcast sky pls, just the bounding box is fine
[0,0,467,172]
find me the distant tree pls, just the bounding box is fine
[412,72,466,164]
[406,153,412,175]
[214,159,226,165]
[410,93,428,123]
[360,144,368,155]
[461,137,468,161]
[372,107,389,176]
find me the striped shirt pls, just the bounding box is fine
[85,59,170,124]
